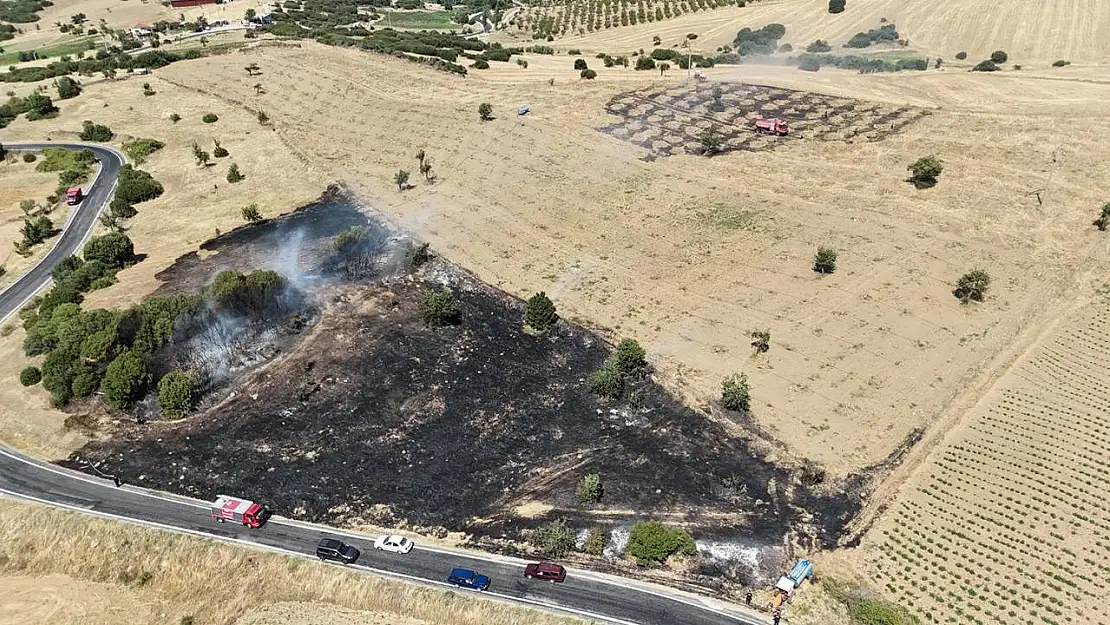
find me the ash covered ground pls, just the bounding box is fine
[64,189,878,550]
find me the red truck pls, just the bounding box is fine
[755,118,789,136]
[64,186,83,205]
[211,495,271,528]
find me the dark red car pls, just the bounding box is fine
[524,562,566,582]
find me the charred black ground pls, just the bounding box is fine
[62,189,894,552]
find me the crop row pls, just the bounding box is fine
[515,0,732,39]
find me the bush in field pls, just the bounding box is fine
[206,270,285,318]
[1052,59,1070,67]
[734,24,786,56]
[78,120,113,141]
[907,155,943,188]
[83,232,134,268]
[422,288,461,326]
[627,521,697,565]
[102,350,147,409]
[471,59,489,69]
[588,360,624,398]
[23,93,58,121]
[614,339,647,375]
[56,76,81,99]
[226,163,244,183]
[212,140,228,158]
[577,473,603,504]
[584,527,606,556]
[750,329,770,353]
[19,366,41,386]
[635,55,656,70]
[121,138,164,164]
[115,165,163,204]
[574,58,588,70]
[799,57,821,72]
[698,125,723,155]
[828,0,845,13]
[813,246,838,274]
[531,519,576,558]
[953,269,991,303]
[524,291,558,333]
[202,112,218,123]
[1095,203,1110,231]
[955,51,967,60]
[241,203,262,222]
[807,40,831,53]
[478,102,493,121]
[972,59,999,72]
[581,69,597,79]
[721,373,750,411]
[157,369,197,417]
[990,50,1008,63]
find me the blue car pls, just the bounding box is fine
[447,567,491,591]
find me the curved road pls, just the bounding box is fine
[0,144,760,625]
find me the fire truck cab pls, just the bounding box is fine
[211,495,271,528]
[64,186,83,205]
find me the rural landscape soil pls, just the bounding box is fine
[2,0,1110,623]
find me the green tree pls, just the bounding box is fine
[19,366,41,386]
[588,360,623,398]
[422,288,461,326]
[799,57,821,72]
[531,519,577,558]
[581,69,598,79]
[192,142,210,167]
[828,0,845,13]
[813,246,838,274]
[83,232,134,268]
[394,169,410,190]
[23,93,58,120]
[102,350,147,409]
[158,369,197,417]
[241,203,262,222]
[972,59,999,72]
[524,291,558,333]
[955,51,967,60]
[698,124,723,155]
[226,163,244,183]
[56,76,81,99]
[990,50,1008,63]
[577,472,603,504]
[574,58,588,70]
[750,329,770,353]
[1096,203,1110,231]
[721,372,750,411]
[907,155,943,188]
[953,269,991,303]
[613,338,647,375]
[478,102,493,121]
[806,40,832,53]
[212,139,228,158]
[584,527,606,556]
[627,521,697,565]
[635,55,656,70]
[78,120,113,141]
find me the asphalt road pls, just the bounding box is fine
[0,142,125,324]
[0,144,762,625]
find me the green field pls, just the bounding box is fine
[377,10,457,30]
[0,36,98,66]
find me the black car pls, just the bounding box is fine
[316,537,360,564]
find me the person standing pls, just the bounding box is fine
[745,590,752,606]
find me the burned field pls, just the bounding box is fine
[600,82,930,157]
[64,197,878,548]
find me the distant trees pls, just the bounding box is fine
[954,269,991,303]
[581,69,597,79]
[721,373,750,411]
[955,51,967,60]
[192,142,211,167]
[908,155,943,188]
[524,291,558,333]
[574,58,588,70]
[635,55,656,71]
[806,40,831,53]
[972,59,999,72]
[813,246,838,274]
[799,57,821,72]
[422,288,461,326]
[212,140,228,158]
[828,0,845,13]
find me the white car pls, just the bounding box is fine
[373,535,415,554]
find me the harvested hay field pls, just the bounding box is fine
[858,294,1110,625]
[601,82,928,157]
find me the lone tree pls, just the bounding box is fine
[226,163,244,183]
[478,102,494,121]
[709,85,724,111]
[990,50,1008,63]
[524,291,558,333]
[531,519,577,558]
[419,159,434,182]
[393,169,410,191]
[908,155,943,189]
[721,373,750,412]
[577,473,603,504]
[422,288,461,326]
[953,269,991,303]
[627,521,697,565]
[241,203,262,222]
[157,370,197,418]
[828,0,845,13]
[212,139,228,158]
[750,329,770,353]
[813,246,838,274]
[56,76,81,99]
[698,124,723,156]
[659,62,670,76]
[614,338,647,374]
[192,142,210,167]
[1095,202,1110,231]
[574,58,588,70]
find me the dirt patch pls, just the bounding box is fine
[600,82,929,157]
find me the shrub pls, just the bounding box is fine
[588,360,623,398]
[56,76,81,99]
[212,140,228,158]
[953,269,990,303]
[799,57,821,72]
[109,197,137,219]
[778,43,793,52]
[584,527,606,556]
[813,246,838,274]
[574,58,588,70]
[627,521,696,565]
[72,370,100,398]
[734,23,786,55]
[158,369,197,417]
[577,473,603,504]
[121,138,164,164]
[83,232,134,268]
[1052,59,1070,67]
[1095,203,1110,231]
[422,288,461,326]
[807,40,832,53]
[478,102,493,121]
[19,366,41,386]
[169,112,181,123]
[19,215,54,249]
[581,69,597,79]
[524,291,558,333]
[650,48,678,61]
[115,165,164,204]
[23,93,58,121]
[241,203,262,222]
[226,163,244,183]
[206,270,284,319]
[635,55,656,70]
[972,59,999,72]
[955,51,967,60]
[471,59,489,69]
[202,113,218,123]
[102,350,147,409]
[531,519,576,558]
[22,153,36,163]
[990,50,1008,63]
[721,373,750,411]
[78,120,113,141]
[393,169,409,190]
[698,125,723,154]
[750,329,770,353]
[828,0,845,13]
[613,338,647,375]
[907,155,943,188]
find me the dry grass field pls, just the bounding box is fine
[0,155,73,289]
[519,0,1110,64]
[0,499,587,625]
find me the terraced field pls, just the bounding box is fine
[864,297,1110,625]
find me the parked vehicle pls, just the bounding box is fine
[316,537,360,564]
[768,559,814,610]
[64,186,83,205]
[447,567,491,591]
[374,534,415,554]
[524,562,566,583]
[755,117,789,136]
[210,495,271,528]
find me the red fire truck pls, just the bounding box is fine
[210,495,272,528]
[64,186,83,205]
